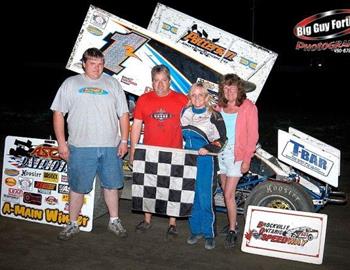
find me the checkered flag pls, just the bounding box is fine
[132,144,198,217]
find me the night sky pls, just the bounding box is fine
[5,0,349,114]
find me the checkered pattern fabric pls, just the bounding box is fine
[132,144,197,217]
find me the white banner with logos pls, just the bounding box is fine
[147,3,278,102]
[1,136,95,231]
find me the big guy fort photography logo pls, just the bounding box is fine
[294,9,350,53]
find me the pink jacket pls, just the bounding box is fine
[218,99,259,163]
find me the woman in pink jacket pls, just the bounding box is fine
[216,74,259,248]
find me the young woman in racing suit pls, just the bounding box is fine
[181,82,227,250]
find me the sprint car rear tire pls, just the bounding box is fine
[244,180,314,216]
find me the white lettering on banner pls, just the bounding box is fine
[296,26,312,36]
[313,23,330,34]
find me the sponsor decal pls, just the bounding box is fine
[161,22,178,34]
[9,139,34,157]
[58,184,70,194]
[5,177,16,187]
[60,174,68,183]
[18,176,33,191]
[91,11,108,29]
[34,181,57,191]
[13,156,67,173]
[4,168,20,176]
[31,144,60,160]
[240,56,257,70]
[2,194,20,203]
[43,172,59,183]
[61,194,69,202]
[294,9,350,53]
[87,25,103,36]
[21,169,42,178]
[121,76,138,86]
[282,140,333,177]
[37,189,51,195]
[180,24,237,62]
[23,192,42,206]
[8,188,23,197]
[45,196,58,205]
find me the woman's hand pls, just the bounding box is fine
[241,161,250,174]
[198,148,209,155]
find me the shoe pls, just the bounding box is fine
[220,223,239,235]
[57,222,79,241]
[108,218,127,238]
[204,238,216,250]
[225,230,238,248]
[135,220,152,233]
[166,225,178,238]
[187,234,203,245]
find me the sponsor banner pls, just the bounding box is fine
[1,136,95,231]
[278,129,340,187]
[147,3,278,103]
[242,206,327,264]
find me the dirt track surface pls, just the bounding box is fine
[1,110,349,270]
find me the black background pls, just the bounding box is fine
[6,0,349,111]
[3,0,349,148]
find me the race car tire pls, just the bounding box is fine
[244,180,314,217]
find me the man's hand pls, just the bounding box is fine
[58,144,69,161]
[118,141,128,158]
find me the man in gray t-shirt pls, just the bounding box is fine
[51,48,129,240]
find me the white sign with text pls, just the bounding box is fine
[242,206,327,264]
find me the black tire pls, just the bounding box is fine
[244,180,314,216]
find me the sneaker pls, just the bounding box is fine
[57,222,79,241]
[204,238,216,250]
[135,220,152,233]
[220,223,239,235]
[108,218,127,238]
[166,225,178,239]
[225,230,238,248]
[187,234,203,245]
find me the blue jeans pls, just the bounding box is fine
[68,145,124,193]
